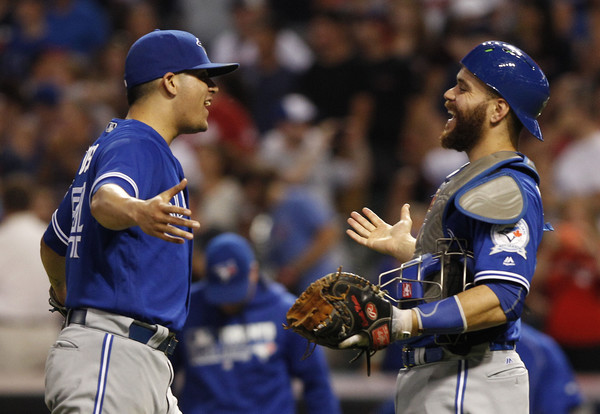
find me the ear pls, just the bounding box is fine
[490,98,511,124]
[249,262,259,284]
[161,72,178,97]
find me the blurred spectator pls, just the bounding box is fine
[527,198,600,372]
[211,0,313,74]
[240,15,300,134]
[193,141,245,236]
[0,112,42,177]
[197,89,259,175]
[70,34,129,117]
[172,232,341,414]
[118,0,161,47]
[0,0,49,83]
[508,0,574,81]
[38,98,97,189]
[241,167,341,295]
[295,10,374,214]
[296,9,369,125]
[0,174,61,380]
[178,0,233,47]
[551,76,600,199]
[257,93,368,210]
[45,0,110,57]
[351,8,421,211]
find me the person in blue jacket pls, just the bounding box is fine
[172,232,341,414]
[517,323,584,414]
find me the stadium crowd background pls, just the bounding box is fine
[1,0,600,411]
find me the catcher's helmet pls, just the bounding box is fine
[461,41,549,141]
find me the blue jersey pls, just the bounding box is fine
[402,153,546,347]
[42,119,193,331]
[517,324,584,414]
[172,279,341,414]
[447,167,544,343]
[268,186,338,292]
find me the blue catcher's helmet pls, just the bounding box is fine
[461,41,550,141]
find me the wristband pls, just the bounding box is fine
[391,307,413,340]
[414,296,467,334]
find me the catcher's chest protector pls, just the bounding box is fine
[413,151,539,299]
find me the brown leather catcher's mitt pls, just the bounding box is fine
[285,268,393,353]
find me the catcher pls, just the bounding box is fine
[287,40,550,414]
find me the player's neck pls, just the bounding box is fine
[467,132,517,162]
[125,105,177,146]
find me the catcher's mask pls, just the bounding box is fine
[378,238,474,308]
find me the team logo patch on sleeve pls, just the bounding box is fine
[490,219,529,259]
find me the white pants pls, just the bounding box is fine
[45,314,181,414]
[395,347,529,414]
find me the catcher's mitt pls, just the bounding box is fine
[285,267,393,374]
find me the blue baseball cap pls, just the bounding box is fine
[205,233,256,306]
[124,29,239,89]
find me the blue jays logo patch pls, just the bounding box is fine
[490,219,529,259]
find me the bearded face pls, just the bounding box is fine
[440,100,488,153]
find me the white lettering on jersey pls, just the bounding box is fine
[170,190,187,219]
[69,183,86,258]
[79,144,99,175]
[186,322,278,370]
[490,219,529,259]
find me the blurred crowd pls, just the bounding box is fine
[2,0,600,386]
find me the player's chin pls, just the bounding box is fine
[183,121,209,134]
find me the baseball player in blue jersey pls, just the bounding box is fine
[517,323,584,414]
[344,41,550,413]
[172,232,341,414]
[40,29,238,413]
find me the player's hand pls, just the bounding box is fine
[137,179,200,244]
[346,204,416,262]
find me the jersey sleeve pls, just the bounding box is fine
[467,177,544,293]
[42,186,74,256]
[90,137,160,200]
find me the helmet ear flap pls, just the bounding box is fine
[461,41,549,141]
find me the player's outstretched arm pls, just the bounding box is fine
[346,203,416,263]
[91,178,200,243]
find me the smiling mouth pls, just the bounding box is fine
[445,102,455,121]
[204,100,212,107]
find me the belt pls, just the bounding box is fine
[67,309,178,356]
[401,346,445,368]
[401,341,516,368]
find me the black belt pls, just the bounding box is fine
[401,341,516,368]
[67,309,178,356]
[401,346,444,368]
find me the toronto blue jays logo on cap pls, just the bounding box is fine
[212,259,239,284]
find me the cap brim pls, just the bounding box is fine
[192,62,239,78]
[205,276,249,306]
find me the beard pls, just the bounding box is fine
[440,101,487,153]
